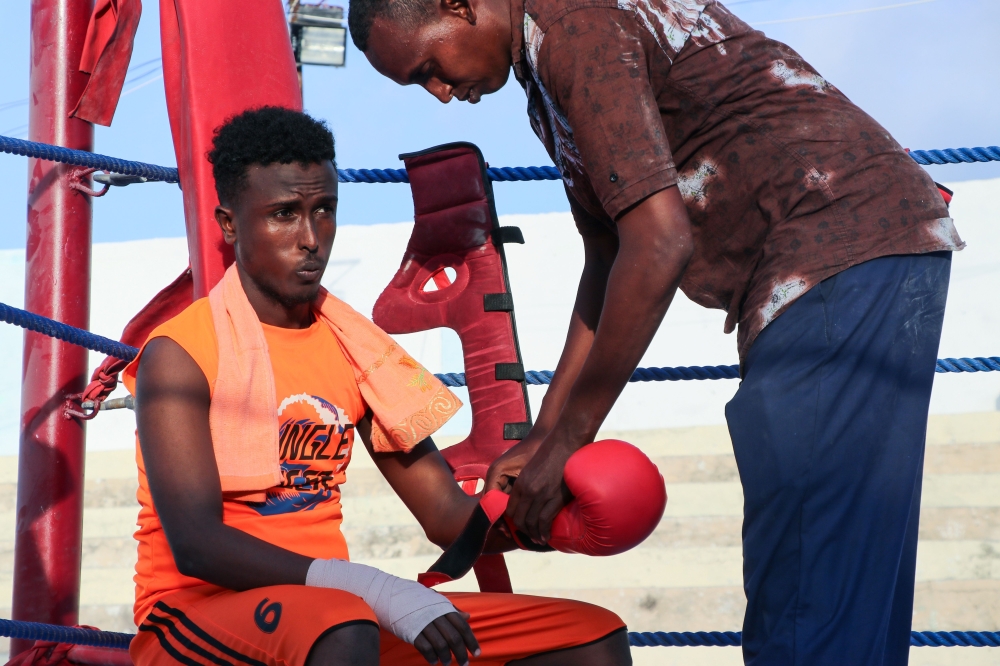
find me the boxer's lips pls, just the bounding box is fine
[295,263,323,281]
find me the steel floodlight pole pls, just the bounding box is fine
[11,0,94,655]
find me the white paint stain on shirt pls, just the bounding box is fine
[770,60,829,92]
[690,9,727,46]
[927,217,966,250]
[521,0,722,191]
[677,160,719,208]
[524,14,545,70]
[617,0,708,57]
[760,277,808,328]
[523,12,584,188]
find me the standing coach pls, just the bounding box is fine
[349,0,963,662]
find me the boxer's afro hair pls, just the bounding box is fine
[348,0,434,52]
[208,106,336,206]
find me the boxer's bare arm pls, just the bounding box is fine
[135,336,313,590]
[499,185,693,543]
[138,337,481,666]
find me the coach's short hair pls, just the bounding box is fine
[208,106,336,206]
[348,0,435,52]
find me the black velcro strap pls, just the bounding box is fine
[423,495,553,584]
[484,293,514,312]
[424,504,492,582]
[495,363,525,382]
[492,226,525,245]
[503,422,532,440]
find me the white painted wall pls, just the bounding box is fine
[0,177,995,455]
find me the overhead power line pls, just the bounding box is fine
[0,57,163,114]
[121,74,164,98]
[0,100,28,113]
[753,0,935,26]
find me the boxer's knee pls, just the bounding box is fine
[510,628,632,665]
[306,621,380,666]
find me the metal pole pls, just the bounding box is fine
[12,0,94,655]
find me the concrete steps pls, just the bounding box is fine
[0,412,997,666]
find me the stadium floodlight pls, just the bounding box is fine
[289,1,347,68]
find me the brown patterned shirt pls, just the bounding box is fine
[510,0,964,360]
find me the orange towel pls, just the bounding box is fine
[206,264,461,499]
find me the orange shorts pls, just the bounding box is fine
[130,585,625,666]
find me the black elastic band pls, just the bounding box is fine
[492,226,525,245]
[425,496,553,584]
[495,363,525,381]
[424,504,494,582]
[484,293,514,312]
[503,422,532,440]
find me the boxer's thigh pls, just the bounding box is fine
[379,593,625,666]
[131,584,377,666]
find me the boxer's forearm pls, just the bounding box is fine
[137,337,315,591]
[544,187,693,452]
[171,522,314,590]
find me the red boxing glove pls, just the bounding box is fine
[419,440,667,587]
[546,439,667,556]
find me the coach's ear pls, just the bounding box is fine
[440,0,477,24]
[216,205,237,246]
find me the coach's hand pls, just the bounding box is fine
[505,433,576,545]
[484,433,544,494]
[414,611,480,666]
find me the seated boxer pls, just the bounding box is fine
[124,106,632,666]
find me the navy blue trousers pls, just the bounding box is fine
[726,252,952,665]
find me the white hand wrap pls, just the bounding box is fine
[306,558,457,644]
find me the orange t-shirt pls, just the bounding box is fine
[123,298,366,625]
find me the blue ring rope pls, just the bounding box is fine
[0,301,997,381]
[2,135,996,185]
[2,136,999,654]
[908,146,1000,166]
[0,136,180,184]
[0,618,996,650]
[627,630,1000,647]
[0,619,133,650]
[0,302,140,361]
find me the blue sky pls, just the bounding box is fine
[0,0,997,249]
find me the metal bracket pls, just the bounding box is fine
[93,172,149,187]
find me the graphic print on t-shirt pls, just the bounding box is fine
[251,392,354,516]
